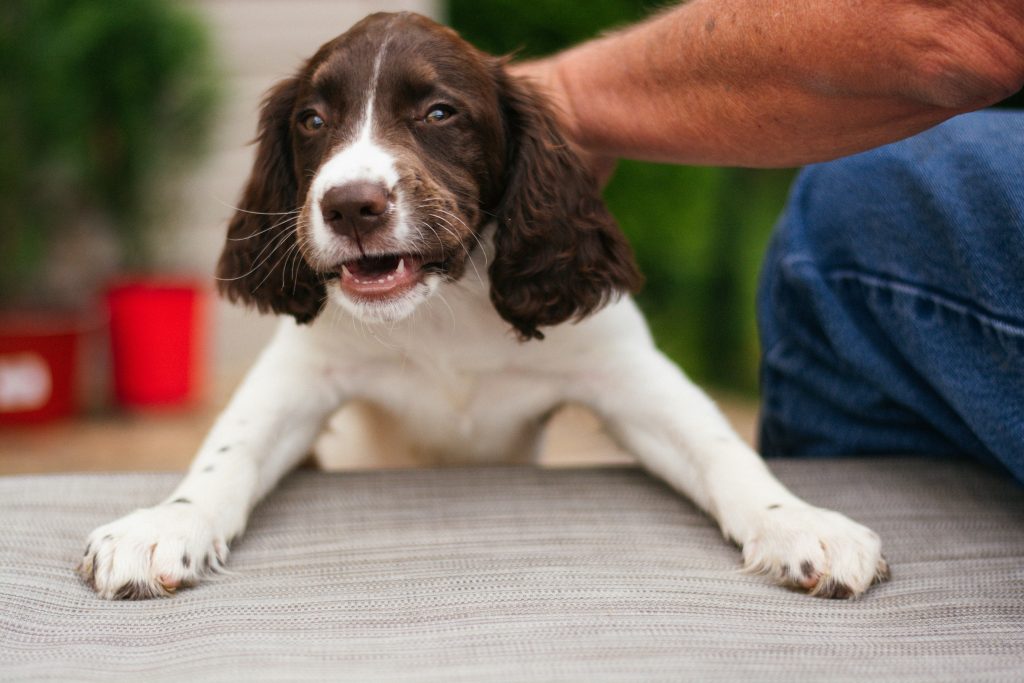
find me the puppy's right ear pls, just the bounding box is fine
[216,77,325,324]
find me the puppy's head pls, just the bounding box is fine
[217,12,641,339]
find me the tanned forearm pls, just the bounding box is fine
[515,0,1024,168]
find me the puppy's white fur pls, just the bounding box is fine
[81,234,887,599]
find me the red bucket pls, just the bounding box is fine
[106,277,207,409]
[0,313,87,425]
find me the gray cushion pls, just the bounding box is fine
[1,458,1022,682]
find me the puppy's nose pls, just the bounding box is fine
[321,182,390,238]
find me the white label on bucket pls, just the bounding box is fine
[0,353,53,412]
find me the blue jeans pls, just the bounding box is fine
[757,110,1024,483]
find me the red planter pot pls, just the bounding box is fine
[0,313,91,425]
[106,277,208,409]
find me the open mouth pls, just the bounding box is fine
[336,253,442,301]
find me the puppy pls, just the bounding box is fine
[80,12,888,600]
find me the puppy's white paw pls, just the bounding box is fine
[741,504,889,599]
[78,501,228,600]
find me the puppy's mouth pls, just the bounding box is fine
[335,253,444,301]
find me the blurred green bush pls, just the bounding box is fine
[0,0,218,304]
[448,0,793,395]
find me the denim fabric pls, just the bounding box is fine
[757,110,1024,483]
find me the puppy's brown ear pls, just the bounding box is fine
[489,70,642,341]
[216,77,325,324]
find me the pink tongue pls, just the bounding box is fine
[348,255,400,279]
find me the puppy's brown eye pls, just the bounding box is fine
[422,104,455,124]
[300,112,326,132]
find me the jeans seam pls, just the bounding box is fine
[824,267,1024,341]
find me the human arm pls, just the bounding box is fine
[513,0,1024,168]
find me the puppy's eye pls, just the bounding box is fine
[299,111,326,133]
[422,104,455,124]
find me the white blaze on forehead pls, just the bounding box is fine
[310,37,406,250]
[360,35,389,141]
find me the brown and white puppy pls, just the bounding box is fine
[80,12,889,601]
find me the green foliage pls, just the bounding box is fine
[447,0,651,56]
[449,0,793,393]
[604,163,792,392]
[0,0,218,301]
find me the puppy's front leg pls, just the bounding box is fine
[578,349,889,598]
[80,324,342,599]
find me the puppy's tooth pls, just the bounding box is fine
[341,264,352,278]
[397,258,405,274]
[387,275,394,281]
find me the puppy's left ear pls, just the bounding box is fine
[489,69,642,341]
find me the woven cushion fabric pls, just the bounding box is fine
[1,458,1022,682]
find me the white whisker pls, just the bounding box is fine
[215,227,296,282]
[428,213,483,283]
[227,215,302,241]
[212,196,301,217]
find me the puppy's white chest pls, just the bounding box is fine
[424,365,478,413]
[351,359,560,463]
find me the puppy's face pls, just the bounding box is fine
[293,14,504,322]
[218,12,641,340]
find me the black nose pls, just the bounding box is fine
[321,182,390,238]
